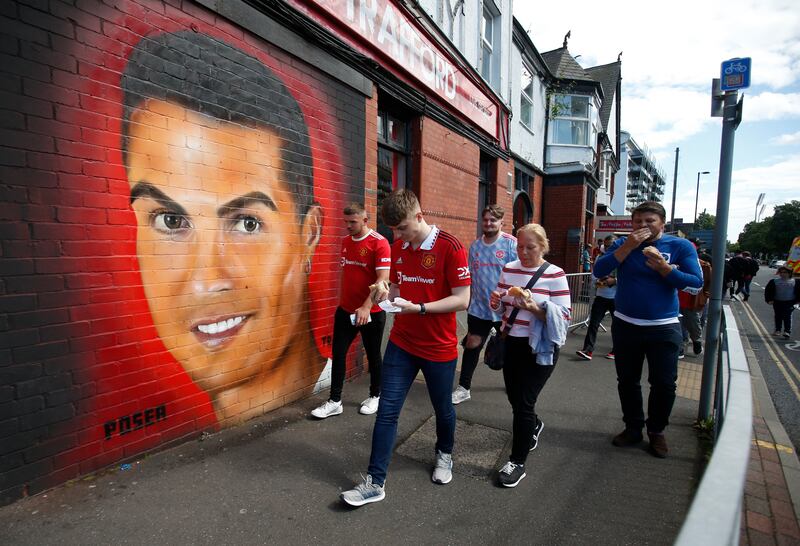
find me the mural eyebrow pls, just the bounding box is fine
[129,182,188,217]
[218,192,278,216]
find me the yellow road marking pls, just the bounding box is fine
[737,302,800,402]
[754,439,795,454]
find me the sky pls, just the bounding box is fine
[514,0,800,244]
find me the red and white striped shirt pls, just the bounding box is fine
[494,260,571,337]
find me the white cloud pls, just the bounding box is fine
[771,131,800,145]
[514,0,800,150]
[678,155,800,240]
[746,92,800,121]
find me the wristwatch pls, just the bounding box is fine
[419,302,426,315]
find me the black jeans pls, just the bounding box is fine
[457,314,500,390]
[581,296,615,353]
[774,301,794,334]
[329,306,386,402]
[611,319,682,434]
[502,336,557,465]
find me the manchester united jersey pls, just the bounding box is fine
[340,229,391,313]
[467,232,517,321]
[389,226,471,361]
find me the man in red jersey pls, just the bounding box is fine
[341,189,471,507]
[312,203,391,419]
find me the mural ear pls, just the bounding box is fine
[303,204,322,251]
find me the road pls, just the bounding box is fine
[728,266,800,451]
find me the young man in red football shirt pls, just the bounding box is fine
[341,189,471,507]
[312,203,391,418]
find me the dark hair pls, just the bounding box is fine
[344,203,365,216]
[120,31,314,218]
[381,189,420,226]
[778,266,791,274]
[482,204,505,220]
[631,201,666,221]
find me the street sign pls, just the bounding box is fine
[720,57,751,91]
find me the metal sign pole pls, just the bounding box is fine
[698,89,740,420]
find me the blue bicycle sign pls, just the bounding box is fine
[720,57,751,91]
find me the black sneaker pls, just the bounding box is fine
[498,461,526,488]
[678,348,685,360]
[529,418,544,451]
[692,340,703,355]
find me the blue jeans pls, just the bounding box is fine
[611,319,682,434]
[368,341,456,486]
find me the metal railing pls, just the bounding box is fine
[564,272,593,330]
[675,305,752,546]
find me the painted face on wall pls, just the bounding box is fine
[126,99,320,400]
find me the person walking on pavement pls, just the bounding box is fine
[678,252,712,358]
[451,205,517,405]
[581,243,592,273]
[489,224,571,487]
[594,202,703,459]
[765,266,800,339]
[728,251,747,300]
[737,251,759,301]
[311,203,391,419]
[577,234,618,361]
[341,189,470,507]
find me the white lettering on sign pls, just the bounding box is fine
[309,0,495,136]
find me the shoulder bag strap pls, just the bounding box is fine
[501,262,550,336]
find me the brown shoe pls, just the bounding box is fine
[612,429,643,447]
[648,433,668,458]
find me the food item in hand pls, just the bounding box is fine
[369,280,389,292]
[642,246,662,259]
[507,286,528,298]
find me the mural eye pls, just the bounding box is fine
[153,212,190,232]
[233,216,262,233]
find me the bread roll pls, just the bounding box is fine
[507,286,527,298]
[642,246,661,259]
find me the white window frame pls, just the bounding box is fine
[550,94,592,146]
[520,63,534,130]
[479,1,499,85]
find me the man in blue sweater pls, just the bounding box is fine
[593,201,703,458]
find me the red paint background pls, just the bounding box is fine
[49,0,352,472]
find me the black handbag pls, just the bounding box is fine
[484,262,550,370]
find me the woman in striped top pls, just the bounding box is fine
[489,223,571,487]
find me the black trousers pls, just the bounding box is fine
[581,295,615,353]
[329,306,386,402]
[457,314,500,390]
[502,336,557,465]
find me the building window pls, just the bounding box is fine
[550,95,591,146]
[479,4,497,85]
[377,108,411,241]
[477,153,495,236]
[514,167,532,193]
[520,64,534,129]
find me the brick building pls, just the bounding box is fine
[0,0,512,504]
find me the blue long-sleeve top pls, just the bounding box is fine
[593,234,703,322]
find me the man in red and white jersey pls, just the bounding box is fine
[341,189,471,507]
[311,203,391,419]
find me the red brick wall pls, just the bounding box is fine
[417,118,480,246]
[542,184,587,273]
[0,0,368,504]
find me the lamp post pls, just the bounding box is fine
[693,171,710,226]
[755,193,765,222]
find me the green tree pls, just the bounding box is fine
[767,200,800,254]
[695,211,716,230]
[737,217,773,254]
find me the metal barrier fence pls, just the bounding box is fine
[675,305,753,546]
[565,273,593,330]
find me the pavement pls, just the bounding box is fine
[0,312,798,545]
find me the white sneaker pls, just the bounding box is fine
[359,396,380,415]
[311,399,343,419]
[341,474,385,507]
[451,386,471,405]
[431,450,453,484]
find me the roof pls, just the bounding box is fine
[540,47,594,82]
[585,62,621,131]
